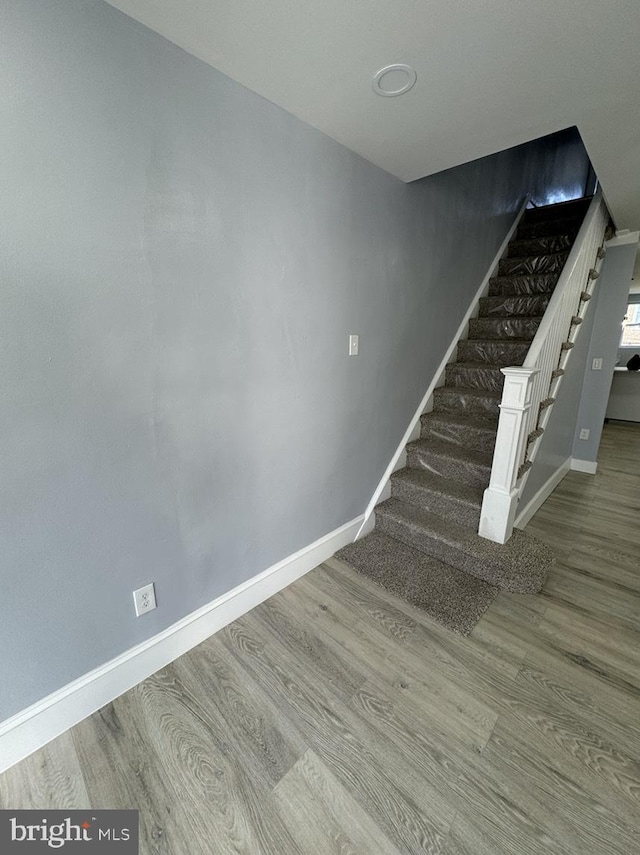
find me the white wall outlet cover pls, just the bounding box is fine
[592,358,603,370]
[133,583,157,617]
[348,334,359,356]
[579,428,590,440]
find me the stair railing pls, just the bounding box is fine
[478,191,609,544]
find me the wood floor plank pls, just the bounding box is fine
[484,720,638,855]
[543,563,640,627]
[537,600,640,686]
[517,655,640,757]
[309,557,420,645]
[72,698,191,855]
[346,681,575,855]
[273,750,401,855]
[252,590,370,703]
[126,665,301,855]
[560,547,640,596]
[316,557,526,679]
[221,616,453,854]
[256,582,499,752]
[170,636,306,789]
[0,731,90,810]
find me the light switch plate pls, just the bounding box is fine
[349,334,359,356]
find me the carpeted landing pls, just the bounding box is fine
[337,197,592,634]
[338,531,499,635]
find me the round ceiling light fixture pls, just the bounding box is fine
[372,64,417,97]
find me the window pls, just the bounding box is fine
[620,302,640,348]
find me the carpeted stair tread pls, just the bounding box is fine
[468,316,542,341]
[336,530,498,635]
[406,437,493,489]
[507,234,573,257]
[489,274,560,296]
[457,339,530,366]
[516,215,583,240]
[479,294,553,318]
[498,251,569,276]
[445,362,505,394]
[433,384,502,419]
[375,498,552,593]
[391,467,484,529]
[420,410,497,453]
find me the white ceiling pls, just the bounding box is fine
[104,0,640,230]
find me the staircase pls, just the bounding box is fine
[338,197,592,631]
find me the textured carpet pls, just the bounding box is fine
[376,497,554,593]
[337,530,498,635]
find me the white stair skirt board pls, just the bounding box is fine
[514,457,572,529]
[571,458,598,474]
[355,194,530,541]
[0,514,364,775]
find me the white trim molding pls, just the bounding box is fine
[0,514,363,775]
[356,195,530,540]
[571,458,598,474]
[515,457,571,529]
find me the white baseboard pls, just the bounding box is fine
[514,457,571,529]
[571,458,598,474]
[0,515,363,775]
[356,195,530,540]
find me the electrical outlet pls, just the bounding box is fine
[592,358,603,371]
[348,334,359,356]
[579,428,590,441]
[133,583,156,617]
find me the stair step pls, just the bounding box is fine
[445,362,505,394]
[488,274,560,296]
[468,316,542,341]
[522,197,591,223]
[506,234,574,258]
[498,251,569,277]
[478,294,552,318]
[391,468,484,529]
[375,498,552,593]
[516,215,583,240]
[433,384,502,419]
[457,339,530,366]
[336,530,498,635]
[420,411,497,454]
[406,438,493,490]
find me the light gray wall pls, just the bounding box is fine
[0,0,591,720]
[572,237,639,457]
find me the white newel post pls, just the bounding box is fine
[479,367,538,544]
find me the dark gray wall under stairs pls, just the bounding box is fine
[0,0,591,720]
